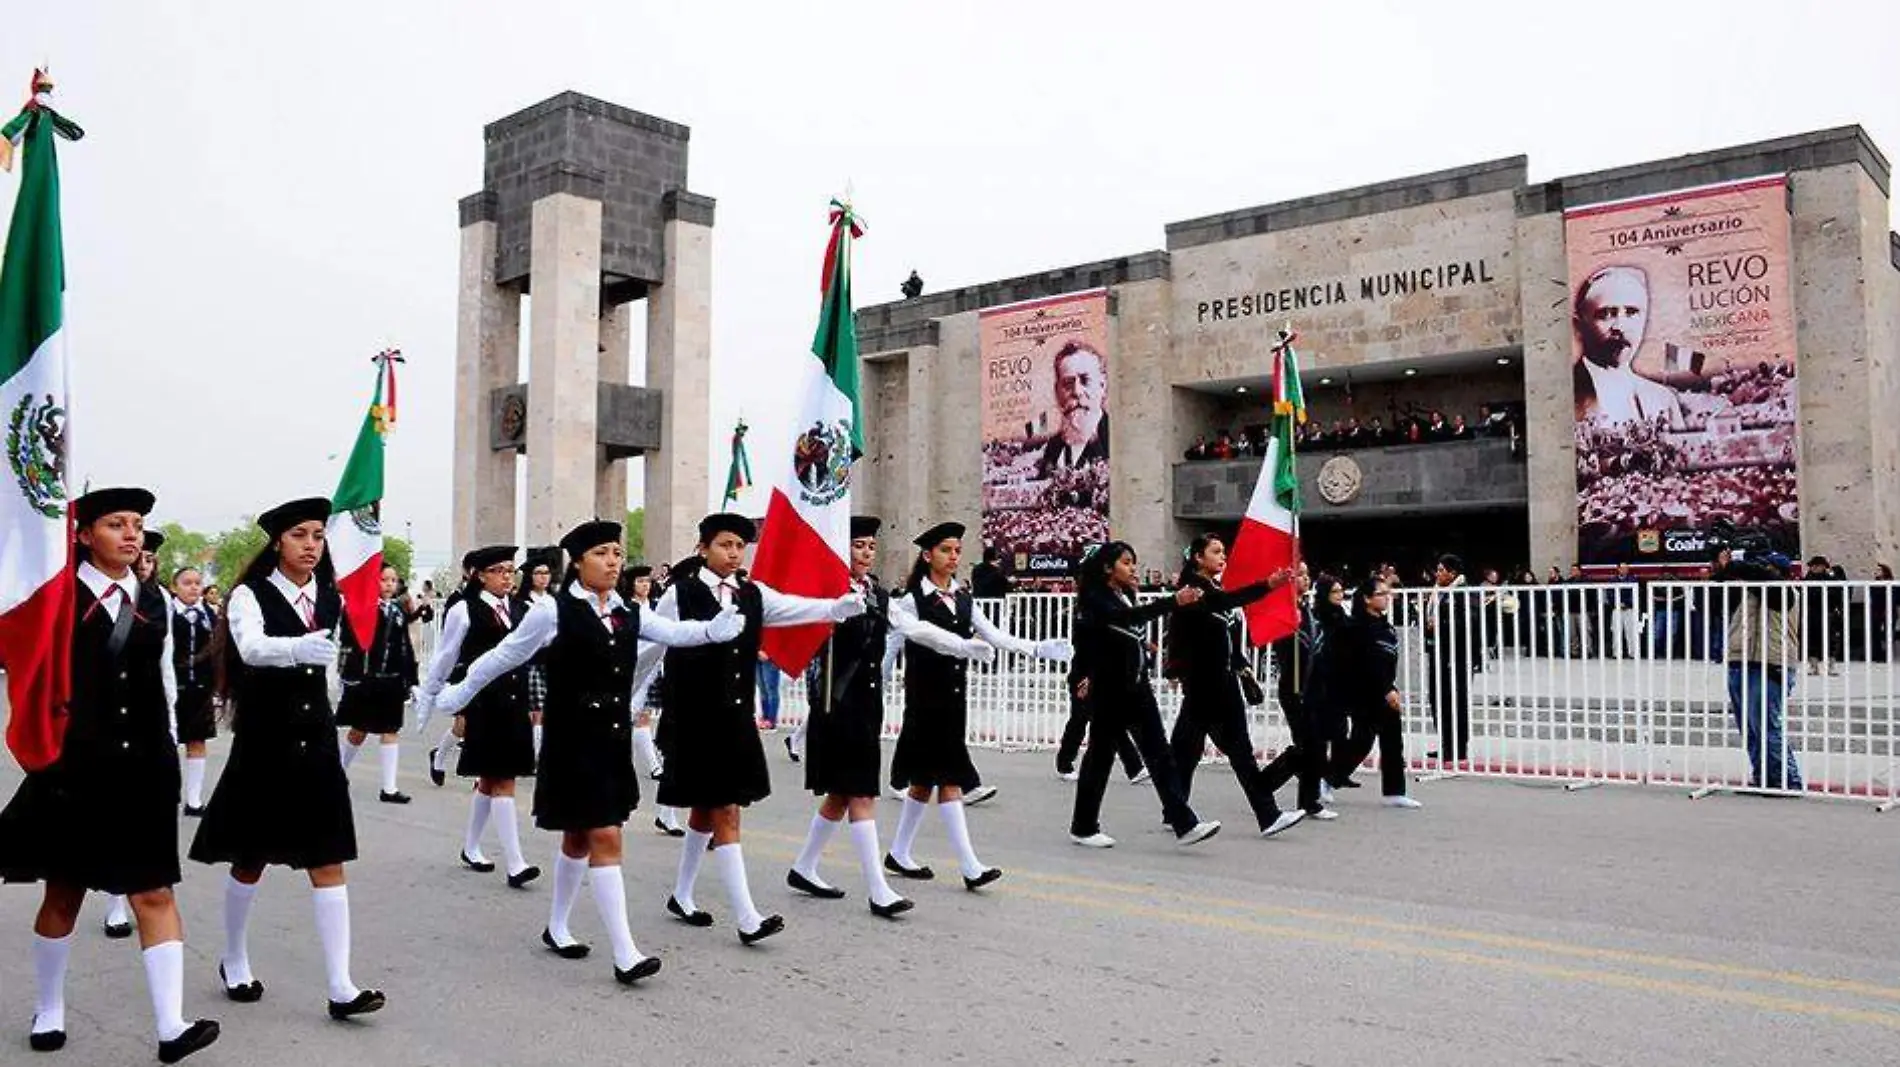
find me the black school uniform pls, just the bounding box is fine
[889,584,981,791]
[0,568,181,893]
[656,571,769,809]
[534,594,643,831]
[802,578,892,798]
[172,600,219,743]
[336,600,419,735]
[189,573,357,870]
[452,595,535,780]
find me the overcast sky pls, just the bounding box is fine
[11,1,1897,571]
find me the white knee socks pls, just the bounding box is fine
[938,800,988,880]
[587,865,647,971]
[463,793,493,861]
[792,813,842,889]
[31,932,70,1034]
[533,723,544,757]
[631,725,660,776]
[850,817,903,907]
[655,804,682,832]
[890,796,928,867]
[140,940,189,1042]
[672,828,712,913]
[311,885,360,1003]
[378,742,400,794]
[221,876,258,986]
[712,843,766,934]
[183,756,207,808]
[548,851,587,946]
[105,894,131,928]
[491,796,528,877]
[340,735,363,769]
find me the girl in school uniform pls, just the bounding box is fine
[336,563,419,805]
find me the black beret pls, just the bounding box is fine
[466,544,517,570]
[913,521,965,550]
[257,497,332,539]
[525,545,562,572]
[143,529,165,552]
[560,521,622,559]
[72,487,155,528]
[698,512,757,545]
[628,565,653,579]
[850,516,882,540]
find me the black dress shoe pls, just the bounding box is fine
[427,749,445,787]
[1338,778,1362,789]
[870,897,915,920]
[613,957,663,984]
[218,963,264,1003]
[786,869,846,899]
[103,920,134,940]
[460,851,496,874]
[157,1019,219,1064]
[379,791,412,805]
[182,805,206,818]
[883,854,934,880]
[327,989,387,1020]
[963,868,1003,892]
[665,895,714,927]
[541,928,590,960]
[28,1027,64,1053]
[507,865,542,889]
[784,735,800,763]
[654,818,684,838]
[738,914,785,946]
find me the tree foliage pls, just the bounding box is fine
[152,522,213,584]
[625,507,645,564]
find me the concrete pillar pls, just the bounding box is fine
[645,192,716,566]
[929,313,983,540]
[1515,206,1575,574]
[1109,278,1178,566]
[525,188,604,544]
[452,192,520,558]
[595,301,633,522]
[899,345,940,582]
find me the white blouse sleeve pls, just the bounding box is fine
[435,598,557,713]
[158,590,178,738]
[971,606,1036,657]
[755,582,843,627]
[226,585,300,668]
[888,592,980,659]
[634,606,730,648]
[418,601,469,698]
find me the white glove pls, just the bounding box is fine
[708,604,746,643]
[962,639,997,664]
[830,593,867,623]
[1034,639,1074,662]
[291,633,340,667]
[411,689,435,732]
[435,683,472,718]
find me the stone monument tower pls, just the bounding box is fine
[452,91,713,565]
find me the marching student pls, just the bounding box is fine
[1067,541,1222,849]
[99,533,175,942]
[1263,567,1344,817]
[786,517,914,919]
[433,520,744,984]
[420,551,479,784]
[884,522,1071,887]
[336,563,418,805]
[1325,577,1421,808]
[416,546,539,887]
[1165,535,1306,838]
[172,567,219,819]
[655,514,866,944]
[188,497,385,1020]
[623,566,683,837]
[0,488,220,1061]
[516,547,558,757]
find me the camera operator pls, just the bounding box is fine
[1710,537,1804,791]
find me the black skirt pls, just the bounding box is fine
[457,689,537,780]
[336,676,407,735]
[533,719,639,832]
[889,692,978,791]
[189,721,357,870]
[0,735,182,893]
[656,701,770,810]
[175,680,218,744]
[804,692,884,798]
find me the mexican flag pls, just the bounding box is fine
[327,351,398,651]
[749,200,864,675]
[1227,330,1304,647]
[0,76,81,772]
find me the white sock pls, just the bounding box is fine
[890,796,928,866]
[311,885,360,1003]
[221,876,259,986]
[533,723,544,757]
[938,800,988,880]
[378,742,400,794]
[792,812,841,888]
[656,805,681,831]
[340,736,363,769]
[587,865,647,970]
[632,726,660,776]
[105,894,131,927]
[672,828,711,912]
[548,851,587,946]
[491,796,529,876]
[31,933,71,1034]
[184,756,207,808]
[464,792,493,861]
[850,817,903,907]
[712,843,766,934]
[792,718,809,751]
[140,940,189,1042]
[433,725,458,771]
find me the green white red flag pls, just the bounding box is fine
[722,418,752,507]
[327,350,399,650]
[1227,328,1305,646]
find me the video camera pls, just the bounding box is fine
[1706,518,1784,581]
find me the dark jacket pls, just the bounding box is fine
[1167,572,1272,693]
[1072,584,1177,696]
[1319,611,1400,712]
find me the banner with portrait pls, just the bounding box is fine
[1564,176,1799,567]
[979,290,1110,578]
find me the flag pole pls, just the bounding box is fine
[1272,323,1302,695]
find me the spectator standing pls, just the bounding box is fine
[1803,556,1843,676]
[1720,554,1803,790]
[1608,562,1642,660]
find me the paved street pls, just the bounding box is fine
[2,738,1898,1066]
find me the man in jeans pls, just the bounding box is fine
[1721,555,1803,791]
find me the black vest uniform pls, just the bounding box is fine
[0,578,181,893]
[189,577,357,870]
[534,594,644,831]
[453,595,535,780]
[172,601,220,743]
[802,580,891,798]
[890,585,981,791]
[657,572,769,809]
[336,600,420,735]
